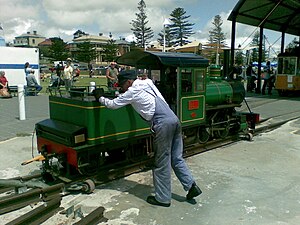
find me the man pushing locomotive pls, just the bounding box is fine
[94,70,202,207]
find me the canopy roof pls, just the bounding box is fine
[116,50,209,69]
[228,0,300,36]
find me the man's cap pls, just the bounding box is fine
[110,61,117,65]
[118,70,137,85]
[66,58,72,61]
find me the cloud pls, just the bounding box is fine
[0,0,296,50]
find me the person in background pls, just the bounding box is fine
[56,63,62,78]
[72,67,80,83]
[26,70,42,95]
[63,58,73,91]
[88,64,94,78]
[24,62,33,77]
[246,63,257,92]
[262,61,273,95]
[0,70,8,89]
[0,70,11,97]
[106,62,118,90]
[95,70,202,207]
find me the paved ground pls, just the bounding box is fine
[1,91,300,225]
[0,95,49,141]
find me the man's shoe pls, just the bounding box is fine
[146,196,170,207]
[186,183,202,200]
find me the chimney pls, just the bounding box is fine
[99,33,103,36]
[27,31,30,34]
[33,31,37,35]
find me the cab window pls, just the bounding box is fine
[181,69,192,94]
[194,69,205,92]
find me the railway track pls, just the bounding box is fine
[0,116,297,224]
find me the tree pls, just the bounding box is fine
[168,7,194,47]
[74,42,98,67]
[235,50,244,65]
[157,27,173,48]
[286,37,298,50]
[48,38,70,62]
[102,39,119,63]
[249,31,267,62]
[131,0,154,49]
[208,15,226,64]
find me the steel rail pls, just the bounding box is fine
[5,197,62,225]
[73,206,108,225]
[0,183,64,215]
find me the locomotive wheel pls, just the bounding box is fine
[198,127,210,144]
[42,171,56,183]
[82,179,96,194]
[77,155,98,175]
[246,133,253,141]
[215,124,229,139]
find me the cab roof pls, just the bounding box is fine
[116,50,209,69]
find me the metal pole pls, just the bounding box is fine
[18,85,26,120]
[163,25,166,52]
[89,81,96,93]
[216,41,219,65]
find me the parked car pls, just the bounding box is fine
[95,65,108,75]
[73,63,80,69]
[77,65,88,71]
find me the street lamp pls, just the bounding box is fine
[163,18,171,52]
[216,41,220,65]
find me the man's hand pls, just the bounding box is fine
[92,88,104,101]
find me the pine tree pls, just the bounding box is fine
[250,32,260,63]
[102,39,119,62]
[157,27,173,48]
[208,15,226,64]
[130,0,154,49]
[235,50,244,65]
[74,42,98,66]
[168,8,194,47]
[48,38,70,62]
[250,31,267,62]
[286,37,298,50]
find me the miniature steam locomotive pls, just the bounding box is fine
[35,51,250,181]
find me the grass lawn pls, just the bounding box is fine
[40,71,108,94]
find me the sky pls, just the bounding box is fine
[0,0,297,56]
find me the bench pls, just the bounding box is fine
[25,86,38,96]
[8,86,18,97]
[7,86,39,96]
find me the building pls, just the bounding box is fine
[148,40,203,54]
[173,41,203,54]
[69,30,130,65]
[13,31,46,47]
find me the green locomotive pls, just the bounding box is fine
[36,51,249,180]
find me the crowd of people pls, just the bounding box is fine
[244,61,276,95]
[1,58,277,98]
